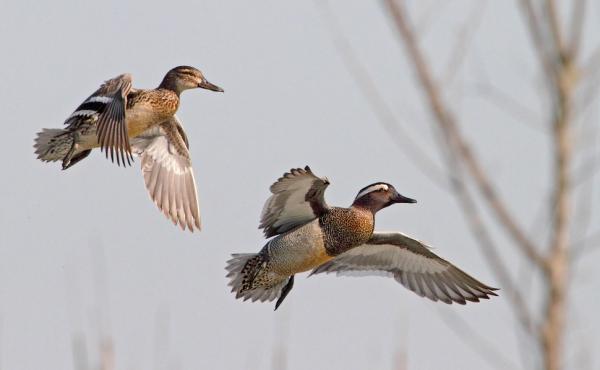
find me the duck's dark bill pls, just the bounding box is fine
[198,80,224,92]
[394,194,417,204]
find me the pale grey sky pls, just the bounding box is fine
[1,1,599,369]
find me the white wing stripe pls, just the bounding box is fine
[68,109,98,119]
[86,96,113,104]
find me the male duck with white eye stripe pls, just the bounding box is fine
[227,166,498,310]
[34,66,224,232]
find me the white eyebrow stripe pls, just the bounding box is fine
[85,96,113,104]
[356,183,388,199]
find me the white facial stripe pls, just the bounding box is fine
[356,184,389,199]
[86,96,113,104]
[68,110,98,119]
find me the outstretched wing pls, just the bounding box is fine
[311,231,498,304]
[259,166,330,237]
[130,115,201,232]
[65,73,133,166]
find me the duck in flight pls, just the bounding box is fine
[227,166,498,310]
[34,66,223,232]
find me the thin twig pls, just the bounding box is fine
[519,0,556,81]
[424,92,537,338]
[447,158,537,336]
[544,0,566,58]
[314,0,452,189]
[469,82,543,133]
[536,2,576,369]
[414,0,450,37]
[442,1,487,85]
[567,0,587,58]
[384,0,545,268]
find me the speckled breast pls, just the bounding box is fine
[320,207,374,256]
[125,89,179,138]
[263,208,374,275]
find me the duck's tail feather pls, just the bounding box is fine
[226,253,292,307]
[34,129,73,162]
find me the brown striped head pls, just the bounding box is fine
[159,66,224,94]
[352,182,416,213]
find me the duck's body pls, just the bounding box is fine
[125,88,180,138]
[259,207,374,277]
[41,88,180,162]
[34,66,223,231]
[227,166,498,310]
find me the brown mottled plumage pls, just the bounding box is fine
[320,207,374,256]
[227,167,498,310]
[34,66,224,232]
[125,89,180,139]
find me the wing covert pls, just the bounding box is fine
[259,166,330,237]
[311,231,498,304]
[130,115,200,232]
[65,73,134,166]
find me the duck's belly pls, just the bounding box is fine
[267,220,332,275]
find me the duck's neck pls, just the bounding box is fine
[158,76,182,95]
[351,197,387,214]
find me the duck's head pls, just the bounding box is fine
[352,182,416,213]
[160,66,224,94]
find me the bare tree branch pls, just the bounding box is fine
[414,0,450,37]
[442,1,487,85]
[519,0,556,80]
[469,82,543,132]
[322,2,595,369]
[379,2,590,369]
[314,0,452,189]
[384,0,545,267]
[543,0,566,58]
[449,168,537,336]
[440,130,537,336]
[539,7,578,368]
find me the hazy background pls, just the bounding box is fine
[0,1,599,369]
